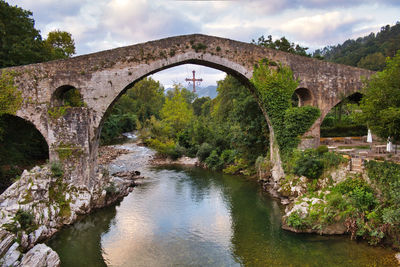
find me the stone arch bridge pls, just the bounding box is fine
[1,34,373,188]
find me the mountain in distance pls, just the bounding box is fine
[165,85,218,99]
[191,85,218,99]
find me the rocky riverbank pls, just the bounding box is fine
[259,157,400,264]
[150,155,200,166]
[0,145,144,266]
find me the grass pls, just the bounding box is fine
[338,145,370,150]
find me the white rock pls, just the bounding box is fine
[2,242,21,266]
[20,244,60,267]
[0,234,15,257]
[29,226,48,245]
[395,253,400,265]
[20,233,29,249]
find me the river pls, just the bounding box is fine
[47,141,397,266]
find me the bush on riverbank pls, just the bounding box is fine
[287,147,346,179]
[286,160,400,248]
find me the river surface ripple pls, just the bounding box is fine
[48,141,398,267]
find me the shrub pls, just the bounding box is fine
[220,149,236,165]
[334,178,372,195]
[326,191,348,212]
[293,150,324,179]
[196,142,213,161]
[321,124,367,137]
[105,182,117,196]
[15,209,35,230]
[147,138,183,160]
[322,152,346,170]
[4,209,37,234]
[349,186,376,212]
[205,150,224,171]
[50,161,64,178]
[287,211,306,229]
[223,158,248,175]
[316,145,328,155]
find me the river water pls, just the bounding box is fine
[48,141,397,266]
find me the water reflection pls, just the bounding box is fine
[48,155,397,266]
[48,205,117,266]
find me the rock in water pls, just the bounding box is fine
[19,244,60,267]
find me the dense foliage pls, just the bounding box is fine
[359,51,400,143]
[0,115,49,192]
[251,60,320,158]
[0,1,75,68]
[100,78,164,144]
[286,158,400,248]
[252,35,309,57]
[131,75,269,174]
[0,72,22,117]
[314,22,400,71]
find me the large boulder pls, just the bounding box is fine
[19,244,60,267]
[1,242,21,266]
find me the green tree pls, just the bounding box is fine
[161,87,193,134]
[100,77,164,144]
[314,22,400,71]
[123,77,165,122]
[251,60,319,178]
[166,84,197,105]
[359,51,400,143]
[252,35,309,56]
[212,75,269,162]
[0,1,75,67]
[192,96,211,116]
[357,52,386,71]
[0,0,48,67]
[44,30,76,59]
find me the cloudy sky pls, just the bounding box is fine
[8,0,400,88]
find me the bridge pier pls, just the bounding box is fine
[299,119,321,149]
[48,107,91,187]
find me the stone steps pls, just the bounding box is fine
[351,158,363,172]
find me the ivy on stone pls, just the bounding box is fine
[251,59,320,159]
[0,71,22,116]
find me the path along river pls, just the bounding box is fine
[47,138,398,266]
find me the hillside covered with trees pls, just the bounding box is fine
[313,22,400,71]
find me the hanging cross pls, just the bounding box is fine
[185,70,202,93]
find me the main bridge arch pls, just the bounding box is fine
[0,34,374,188]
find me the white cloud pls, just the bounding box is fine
[151,64,226,88]
[6,0,400,84]
[280,11,370,45]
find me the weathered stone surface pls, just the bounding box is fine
[0,161,138,264]
[0,233,15,258]
[19,244,60,267]
[112,170,141,179]
[2,242,21,266]
[150,156,199,166]
[0,34,373,189]
[282,221,347,235]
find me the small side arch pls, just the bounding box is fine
[51,85,84,107]
[294,88,313,107]
[0,114,49,192]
